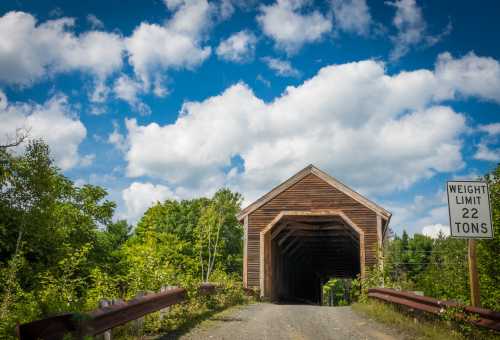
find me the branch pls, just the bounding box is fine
[0,128,31,149]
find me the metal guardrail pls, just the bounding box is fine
[368,287,500,331]
[17,283,217,340]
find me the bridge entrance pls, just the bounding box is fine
[237,165,391,301]
[262,211,363,303]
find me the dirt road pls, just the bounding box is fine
[163,303,401,340]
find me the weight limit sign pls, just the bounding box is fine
[447,181,493,239]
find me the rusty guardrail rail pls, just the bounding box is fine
[368,287,500,331]
[17,283,217,340]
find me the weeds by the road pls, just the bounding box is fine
[74,282,254,340]
[352,300,500,340]
[148,288,251,339]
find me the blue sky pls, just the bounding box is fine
[1,0,499,237]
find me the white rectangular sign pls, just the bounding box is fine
[447,181,493,239]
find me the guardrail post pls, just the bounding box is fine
[99,299,112,340]
[160,286,176,321]
[133,292,146,336]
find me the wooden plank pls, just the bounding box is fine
[271,222,288,240]
[288,239,305,257]
[243,216,248,288]
[277,229,295,247]
[282,236,301,255]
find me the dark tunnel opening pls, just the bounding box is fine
[270,216,360,304]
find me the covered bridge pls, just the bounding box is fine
[238,165,391,302]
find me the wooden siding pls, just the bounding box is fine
[245,173,379,288]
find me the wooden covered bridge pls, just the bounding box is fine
[238,165,391,302]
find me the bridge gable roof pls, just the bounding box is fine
[237,164,391,221]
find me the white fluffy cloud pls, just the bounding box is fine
[386,190,449,236]
[0,5,216,99]
[114,75,143,104]
[257,0,332,53]
[478,123,500,135]
[108,121,128,153]
[86,14,104,29]
[387,0,425,60]
[422,224,450,238]
[387,0,450,61]
[474,122,500,162]
[122,52,500,204]
[435,52,500,103]
[262,57,300,77]
[121,181,177,222]
[113,74,151,115]
[0,90,87,170]
[0,11,124,86]
[330,0,372,36]
[216,30,257,63]
[474,144,500,162]
[125,0,212,91]
[79,154,96,167]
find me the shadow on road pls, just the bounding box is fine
[154,306,245,340]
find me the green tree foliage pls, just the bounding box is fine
[385,231,433,284]
[0,140,246,339]
[0,140,119,288]
[416,236,469,303]
[119,230,194,294]
[135,198,210,242]
[135,188,243,282]
[478,164,500,309]
[0,140,131,337]
[196,189,243,281]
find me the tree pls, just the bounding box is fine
[119,230,193,294]
[93,220,131,275]
[195,189,242,282]
[135,188,243,282]
[384,231,432,287]
[0,140,116,289]
[416,236,468,303]
[405,234,433,281]
[477,163,500,310]
[0,140,123,337]
[135,198,210,243]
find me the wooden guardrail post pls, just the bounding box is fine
[160,286,176,321]
[98,299,112,340]
[133,291,146,336]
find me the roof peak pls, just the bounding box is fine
[237,164,391,221]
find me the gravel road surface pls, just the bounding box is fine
[163,302,401,340]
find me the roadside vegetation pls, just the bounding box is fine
[345,163,500,338]
[0,140,250,339]
[352,299,500,340]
